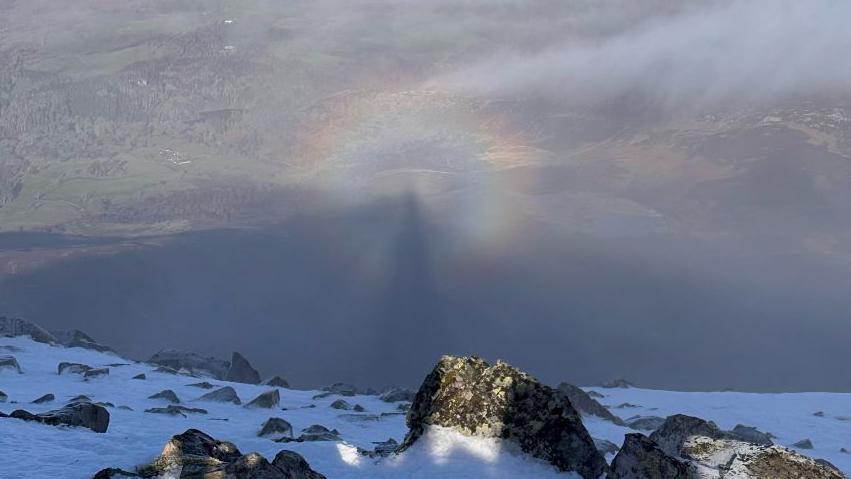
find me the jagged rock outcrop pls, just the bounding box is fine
[113,429,327,479]
[648,414,727,457]
[148,350,230,379]
[32,393,55,404]
[401,355,606,479]
[148,390,180,404]
[225,352,261,384]
[58,362,92,375]
[609,433,696,479]
[7,402,109,433]
[245,389,280,409]
[52,329,114,353]
[264,376,289,388]
[557,382,626,425]
[380,387,415,403]
[0,355,22,373]
[0,317,56,344]
[199,386,241,405]
[258,417,293,440]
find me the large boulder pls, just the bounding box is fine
[147,350,230,379]
[0,316,56,344]
[0,355,22,373]
[258,417,294,440]
[8,402,109,433]
[199,386,242,405]
[609,433,696,479]
[226,352,262,384]
[632,414,846,479]
[52,329,114,353]
[129,429,325,479]
[401,355,606,479]
[245,390,280,409]
[557,382,626,426]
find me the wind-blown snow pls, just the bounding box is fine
[0,337,571,478]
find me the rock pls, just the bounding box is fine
[841,448,848,454]
[614,402,641,409]
[68,395,92,403]
[148,350,230,379]
[0,390,7,402]
[353,404,366,412]
[814,411,825,417]
[51,329,114,353]
[364,438,399,458]
[625,415,667,432]
[729,424,773,446]
[380,388,416,403]
[245,389,280,409]
[593,437,620,456]
[152,366,179,375]
[130,429,325,479]
[91,468,140,478]
[295,425,341,442]
[330,399,352,410]
[0,355,22,374]
[96,402,114,408]
[312,392,332,400]
[271,450,327,479]
[557,382,626,426]
[264,376,289,388]
[187,381,215,389]
[199,386,241,405]
[132,373,146,380]
[727,444,845,479]
[401,355,606,479]
[609,433,696,479]
[397,402,411,412]
[792,438,814,449]
[144,405,207,416]
[601,379,635,389]
[118,405,133,411]
[648,414,727,457]
[8,402,109,432]
[32,393,55,404]
[258,417,293,439]
[321,383,360,397]
[226,351,261,384]
[84,368,109,379]
[58,362,92,375]
[587,390,605,398]
[148,389,180,403]
[0,316,56,344]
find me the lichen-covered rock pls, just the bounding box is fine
[199,386,241,405]
[0,355,22,374]
[148,350,230,380]
[226,351,261,384]
[558,382,626,426]
[245,389,280,409]
[148,389,180,404]
[401,355,606,479]
[8,402,109,433]
[0,317,56,344]
[264,376,289,388]
[258,417,293,439]
[59,362,92,375]
[52,329,114,353]
[609,433,696,479]
[649,414,726,457]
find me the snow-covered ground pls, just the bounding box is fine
[0,335,848,478]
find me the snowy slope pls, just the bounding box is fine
[0,337,573,479]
